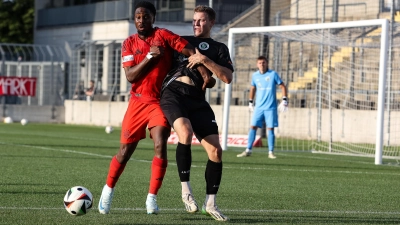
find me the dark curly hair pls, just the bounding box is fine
[134,1,156,16]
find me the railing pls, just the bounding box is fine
[275,2,369,26]
[0,44,68,107]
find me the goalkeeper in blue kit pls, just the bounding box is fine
[237,56,288,159]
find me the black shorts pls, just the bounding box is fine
[160,81,218,141]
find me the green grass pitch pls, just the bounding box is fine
[0,123,399,225]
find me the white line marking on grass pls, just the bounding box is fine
[0,206,399,215]
[222,165,400,176]
[1,142,399,176]
[0,130,120,143]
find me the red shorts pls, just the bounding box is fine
[120,99,170,144]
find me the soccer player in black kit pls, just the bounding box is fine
[160,5,233,222]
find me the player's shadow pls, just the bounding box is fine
[226,214,400,224]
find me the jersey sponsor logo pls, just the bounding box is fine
[198,42,209,50]
[122,55,134,63]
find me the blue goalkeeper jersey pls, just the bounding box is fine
[251,69,283,110]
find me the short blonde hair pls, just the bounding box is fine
[194,5,216,21]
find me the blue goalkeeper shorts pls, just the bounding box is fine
[251,108,278,128]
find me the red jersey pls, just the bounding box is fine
[121,27,188,104]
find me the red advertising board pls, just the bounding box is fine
[0,76,37,96]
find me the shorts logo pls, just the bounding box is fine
[198,42,209,50]
[122,55,134,63]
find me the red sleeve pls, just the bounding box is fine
[158,28,188,53]
[121,37,136,67]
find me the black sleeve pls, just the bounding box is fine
[217,44,234,72]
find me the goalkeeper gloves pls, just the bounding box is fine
[248,100,254,112]
[278,96,288,113]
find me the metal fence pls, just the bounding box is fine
[68,40,127,102]
[0,44,69,106]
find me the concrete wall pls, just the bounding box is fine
[62,100,400,145]
[2,105,65,123]
[64,100,127,126]
[5,100,398,146]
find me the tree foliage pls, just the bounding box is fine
[0,0,34,44]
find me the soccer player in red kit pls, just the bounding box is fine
[98,1,212,215]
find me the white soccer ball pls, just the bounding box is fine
[20,118,28,126]
[63,186,93,216]
[105,125,113,134]
[3,117,13,124]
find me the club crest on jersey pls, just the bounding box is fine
[198,42,209,50]
[265,76,270,82]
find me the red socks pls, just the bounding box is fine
[149,156,168,195]
[106,156,126,188]
[106,156,167,193]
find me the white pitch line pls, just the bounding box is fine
[0,141,399,176]
[0,206,399,215]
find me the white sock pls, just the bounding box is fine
[181,181,192,197]
[147,193,156,199]
[205,194,216,208]
[245,148,252,153]
[105,184,113,191]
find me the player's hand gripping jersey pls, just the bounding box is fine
[121,27,188,104]
[161,36,233,94]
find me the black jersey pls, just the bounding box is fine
[161,36,234,92]
[181,36,234,73]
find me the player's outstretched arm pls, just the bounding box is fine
[187,48,232,84]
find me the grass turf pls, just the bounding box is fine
[0,123,399,225]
